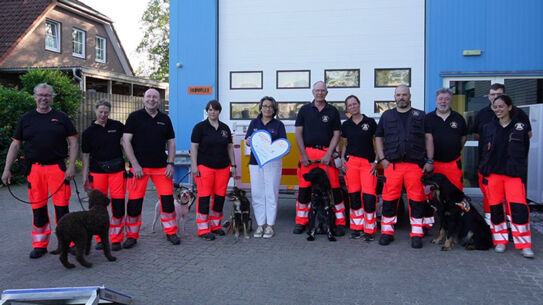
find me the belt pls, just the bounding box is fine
[34,160,63,166]
[308,145,328,150]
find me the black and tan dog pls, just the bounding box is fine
[421,173,492,251]
[224,187,252,238]
[51,189,117,268]
[303,168,336,242]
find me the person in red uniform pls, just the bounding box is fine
[190,100,236,241]
[2,83,78,259]
[425,88,467,191]
[478,95,534,258]
[82,100,126,251]
[122,88,179,248]
[340,95,378,241]
[293,81,346,236]
[375,85,434,249]
[472,83,531,224]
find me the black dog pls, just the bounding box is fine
[303,168,336,242]
[51,189,117,268]
[225,187,252,238]
[421,173,492,251]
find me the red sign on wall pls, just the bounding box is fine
[188,86,213,95]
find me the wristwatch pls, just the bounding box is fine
[167,162,174,166]
[425,158,434,164]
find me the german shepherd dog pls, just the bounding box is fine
[421,173,492,251]
[51,189,117,268]
[303,168,336,242]
[225,187,252,238]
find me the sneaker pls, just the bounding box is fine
[263,226,274,239]
[111,243,122,252]
[521,248,534,258]
[254,226,264,238]
[378,234,394,246]
[495,244,506,253]
[29,247,47,259]
[200,233,216,241]
[411,236,423,249]
[350,230,363,239]
[292,224,305,234]
[212,229,226,236]
[363,233,375,242]
[95,242,104,250]
[167,234,181,245]
[122,238,137,249]
[333,225,346,237]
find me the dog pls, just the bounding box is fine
[303,168,336,242]
[421,173,492,251]
[152,184,195,236]
[224,187,252,238]
[51,189,117,268]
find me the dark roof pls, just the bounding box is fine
[0,0,54,61]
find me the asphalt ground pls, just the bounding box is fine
[1,177,542,305]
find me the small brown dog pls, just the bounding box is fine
[152,185,195,236]
[51,189,116,268]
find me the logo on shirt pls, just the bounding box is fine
[450,121,458,129]
[221,130,229,138]
[361,123,369,131]
[322,115,329,123]
[413,110,420,116]
[515,123,525,131]
[51,118,59,122]
[157,121,166,126]
[107,129,117,133]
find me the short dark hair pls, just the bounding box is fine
[489,83,505,93]
[344,95,360,105]
[259,96,279,117]
[206,100,222,112]
[95,99,111,109]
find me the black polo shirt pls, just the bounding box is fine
[13,109,77,164]
[473,104,531,159]
[424,110,467,162]
[124,109,175,168]
[341,115,376,161]
[191,119,232,169]
[245,115,287,165]
[295,101,341,147]
[82,119,124,173]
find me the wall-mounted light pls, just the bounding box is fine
[463,49,483,56]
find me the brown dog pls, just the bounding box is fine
[51,189,117,268]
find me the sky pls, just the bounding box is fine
[80,0,149,72]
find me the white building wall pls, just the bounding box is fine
[218,0,425,125]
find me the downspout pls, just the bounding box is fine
[72,67,83,90]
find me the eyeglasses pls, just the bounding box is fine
[261,105,274,109]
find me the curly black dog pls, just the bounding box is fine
[421,173,492,251]
[225,187,252,238]
[51,189,117,268]
[303,168,336,242]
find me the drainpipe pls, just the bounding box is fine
[72,68,83,90]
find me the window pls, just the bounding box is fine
[95,36,106,63]
[230,71,263,89]
[276,70,311,89]
[45,20,60,52]
[374,68,411,87]
[72,28,85,58]
[325,69,360,88]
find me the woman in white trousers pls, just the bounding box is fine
[245,96,286,238]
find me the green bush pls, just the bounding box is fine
[1,69,82,184]
[20,69,82,118]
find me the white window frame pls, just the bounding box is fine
[95,36,106,63]
[45,20,61,52]
[72,28,85,58]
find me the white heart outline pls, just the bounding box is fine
[250,130,290,168]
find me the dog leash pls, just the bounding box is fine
[5,179,85,210]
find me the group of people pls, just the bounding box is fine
[1,80,535,259]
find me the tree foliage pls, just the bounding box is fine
[0,69,81,184]
[137,0,169,82]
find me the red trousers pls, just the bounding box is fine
[89,171,126,243]
[194,165,230,235]
[296,147,346,226]
[344,156,377,234]
[381,162,427,237]
[433,157,463,191]
[27,163,71,248]
[126,168,176,239]
[486,174,531,249]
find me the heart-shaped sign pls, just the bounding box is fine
[250,130,290,168]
